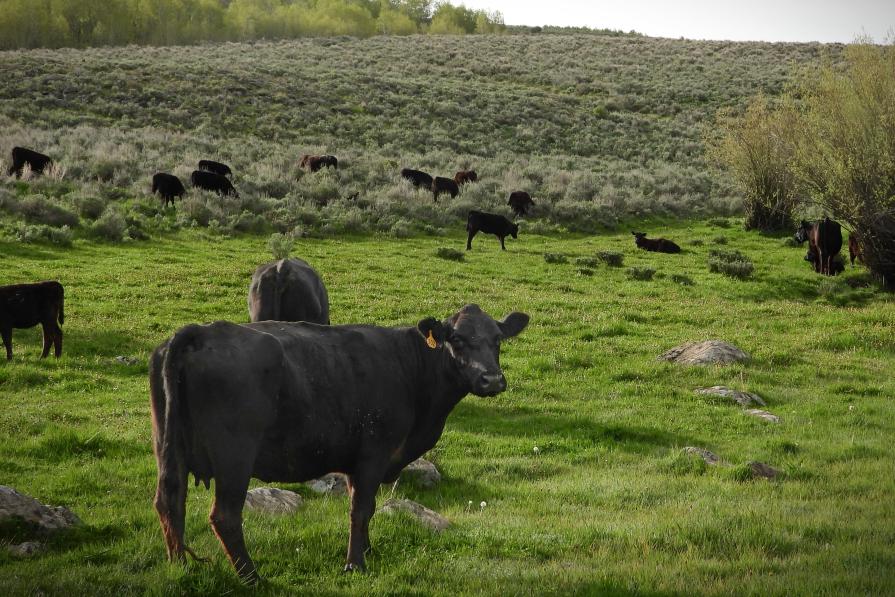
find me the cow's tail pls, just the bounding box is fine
[152,327,205,564]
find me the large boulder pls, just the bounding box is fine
[660,341,750,365]
[244,487,302,514]
[378,498,450,532]
[696,386,765,407]
[400,458,441,489]
[0,486,81,535]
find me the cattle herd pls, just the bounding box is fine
[1,141,867,583]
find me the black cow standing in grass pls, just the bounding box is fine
[0,281,64,360]
[152,173,186,207]
[632,232,681,254]
[248,258,330,324]
[7,147,52,178]
[507,191,535,217]
[149,304,529,583]
[432,177,459,202]
[467,210,519,251]
[191,170,239,198]
[198,160,232,177]
[301,155,338,172]
[400,168,433,189]
[795,218,843,275]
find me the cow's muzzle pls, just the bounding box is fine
[475,373,507,396]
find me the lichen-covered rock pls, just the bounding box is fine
[0,486,81,534]
[378,499,450,532]
[401,458,441,489]
[306,473,348,496]
[745,409,781,423]
[660,341,750,365]
[683,447,723,465]
[244,487,302,514]
[696,386,766,407]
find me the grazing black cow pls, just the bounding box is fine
[0,281,64,361]
[400,168,433,189]
[848,232,863,266]
[507,191,535,217]
[794,218,843,275]
[151,173,186,207]
[301,155,338,172]
[7,147,52,178]
[432,177,459,202]
[631,232,681,254]
[467,210,519,251]
[149,304,529,583]
[190,170,239,198]
[454,170,478,185]
[248,258,329,324]
[198,160,232,178]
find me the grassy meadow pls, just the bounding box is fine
[1,32,893,595]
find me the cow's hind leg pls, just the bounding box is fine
[1,326,12,361]
[40,323,53,358]
[499,235,506,250]
[467,229,476,250]
[52,324,62,358]
[155,457,190,563]
[209,450,259,584]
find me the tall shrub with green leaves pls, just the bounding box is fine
[708,94,800,231]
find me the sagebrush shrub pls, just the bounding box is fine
[14,223,73,246]
[544,253,568,264]
[708,249,754,279]
[627,266,656,281]
[16,195,79,228]
[268,232,295,260]
[436,247,464,261]
[91,206,127,241]
[597,251,624,267]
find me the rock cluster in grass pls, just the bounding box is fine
[696,385,765,407]
[244,487,303,514]
[378,498,450,532]
[1,486,82,558]
[681,449,782,480]
[660,340,750,365]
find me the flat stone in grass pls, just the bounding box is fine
[696,386,766,407]
[400,458,441,489]
[377,498,450,532]
[660,341,750,365]
[8,541,43,557]
[749,462,781,479]
[244,488,302,514]
[683,447,723,465]
[306,473,348,496]
[745,409,781,423]
[0,486,81,535]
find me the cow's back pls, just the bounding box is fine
[248,258,329,324]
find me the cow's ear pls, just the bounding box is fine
[417,317,450,349]
[498,312,529,339]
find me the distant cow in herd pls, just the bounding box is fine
[467,210,518,251]
[152,173,185,207]
[401,168,433,189]
[301,155,338,172]
[248,258,330,325]
[191,170,239,198]
[7,147,52,178]
[150,304,529,582]
[795,218,843,275]
[0,281,65,361]
[432,177,459,202]
[507,191,534,217]
[454,170,478,186]
[632,232,681,254]
[198,160,232,178]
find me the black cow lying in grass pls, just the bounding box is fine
[248,258,330,324]
[149,304,529,583]
[191,170,239,198]
[632,231,681,254]
[507,191,534,217]
[152,173,185,207]
[467,210,518,251]
[0,281,64,360]
[7,147,52,178]
[795,218,842,275]
[432,176,459,202]
[198,160,232,177]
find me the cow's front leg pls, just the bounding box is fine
[2,327,12,361]
[344,471,380,573]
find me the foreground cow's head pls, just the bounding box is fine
[417,304,529,397]
[794,220,812,244]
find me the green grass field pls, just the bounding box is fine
[1,221,894,595]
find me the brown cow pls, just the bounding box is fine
[301,155,338,172]
[0,281,64,360]
[848,232,863,266]
[795,219,843,275]
[432,177,459,202]
[454,170,478,185]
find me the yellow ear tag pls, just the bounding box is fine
[426,330,437,349]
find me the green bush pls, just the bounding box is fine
[16,195,79,228]
[574,257,600,268]
[671,273,695,286]
[75,195,106,220]
[436,247,465,262]
[544,253,568,264]
[91,206,127,242]
[712,236,728,245]
[627,266,656,281]
[597,251,624,267]
[13,223,73,246]
[268,232,295,260]
[708,249,754,279]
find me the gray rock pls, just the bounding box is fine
[244,487,302,514]
[683,447,723,465]
[749,461,781,479]
[306,473,348,496]
[400,458,441,489]
[696,386,766,407]
[8,541,42,557]
[745,409,780,423]
[378,498,450,532]
[0,486,81,535]
[660,341,750,365]
[114,355,140,366]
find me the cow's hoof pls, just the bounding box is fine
[343,562,367,574]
